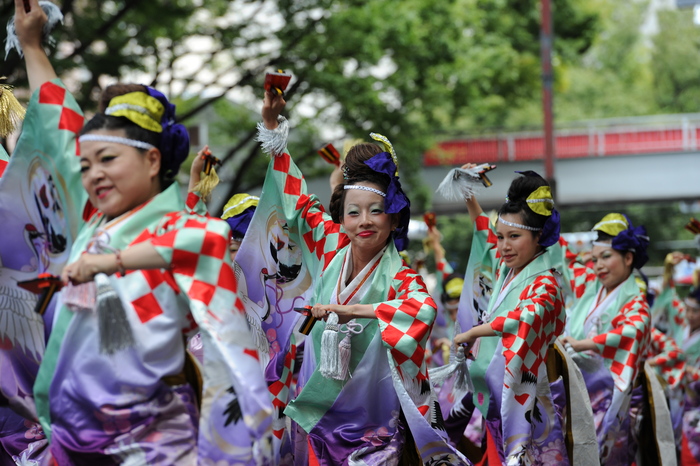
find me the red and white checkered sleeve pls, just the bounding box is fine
[374,267,437,380]
[546,236,596,301]
[490,274,565,380]
[646,327,686,389]
[266,151,349,272]
[591,295,651,391]
[150,211,244,316]
[436,257,454,283]
[185,191,209,216]
[13,79,90,220]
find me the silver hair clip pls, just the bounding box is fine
[343,185,386,197]
[78,134,155,151]
[498,215,541,231]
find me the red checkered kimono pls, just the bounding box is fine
[446,213,569,465]
[237,148,469,465]
[551,238,657,465]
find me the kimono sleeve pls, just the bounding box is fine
[262,151,349,277]
[591,295,651,391]
[646,327,686,389]
[471,213,499,283]
[375,267,437,380]
[546,236,596,302]
[490,274,565,384]
[185,191,209,216]
[149,211,274,463]
[13,79,88,223]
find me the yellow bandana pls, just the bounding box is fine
[222,193,259,220]
[526,186,555,216]
[105,92,165,133]
[444,277,464,299]
[592,213,629,237]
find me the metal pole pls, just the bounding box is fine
[540,0,556,198]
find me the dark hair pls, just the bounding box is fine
[497,174,550,232]
[329,143,390,223]
[79,84,172,187]
[595,231,615,242]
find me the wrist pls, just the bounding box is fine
[263,117,279,130]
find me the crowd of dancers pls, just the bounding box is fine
[1,1,699,465]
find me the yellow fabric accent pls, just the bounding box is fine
[194,166,220,202]
[635,276,647,293]
[342,138,365,160]
[106,92,164,133]
[398,250,410,264]
[526,186,554,216]
[369,132,399,175]
[222,193,259,220]
[593,213,629,237]
[444,277,464,299]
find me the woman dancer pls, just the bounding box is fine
[558,213,656,465]
[2,1,271,463]
[445,166,568,465]
[244,90,468,465]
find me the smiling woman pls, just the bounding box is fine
[440,168,569,465]
[554,213,660,465]
[234,90,470,465]
[0,0,271,464]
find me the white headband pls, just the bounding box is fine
[78,134,156,151]
[343,185,386,197]
[498,215,541,232]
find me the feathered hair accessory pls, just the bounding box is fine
[5,1,63,59]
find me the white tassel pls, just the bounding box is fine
[255,116,289,156]
[335,335,352,380]
[95,273,135,355]
[428,346,474,401]
[319,312,340,379]
[435,167,483,201]
[5,1,64,59]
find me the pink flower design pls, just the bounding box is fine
[94,405,132,435]
[361,426,391,447]
[537,439,566,464]
[22,420,44,440]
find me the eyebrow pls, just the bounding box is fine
[80,146,111,162]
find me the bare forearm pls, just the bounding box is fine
[465,196,483,224]
[23,46,57,93]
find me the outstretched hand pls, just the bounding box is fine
[262,90,286,130]
[14,0,47,51]
[188,145,209,192]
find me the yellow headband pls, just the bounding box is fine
[526,186,555,216]
[105,92,165,133]
[222,193,259,220]
[592,213,628,237]
[445,277,464,299]
[369,132,399,175]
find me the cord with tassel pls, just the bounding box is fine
[193,149,221,202]
[0,80,25,138]
[428,345,474,402]
[95,273,135,355]
[319,312,341,379]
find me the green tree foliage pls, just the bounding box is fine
[0,0,598,213]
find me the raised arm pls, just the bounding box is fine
[14,0,57,93]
